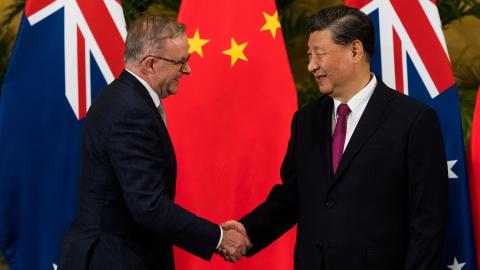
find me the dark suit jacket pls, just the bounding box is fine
[240,80,448,270]
[58,71,220,270]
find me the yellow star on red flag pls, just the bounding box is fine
[222,38,248,67]
[188,28,209,57]
[260,11,281,39]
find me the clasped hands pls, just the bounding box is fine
[216,220,252,262]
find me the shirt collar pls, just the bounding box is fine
[126,68,161,108]
[333,73,377,117]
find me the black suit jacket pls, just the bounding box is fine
[240,80,448,270]
[58,71,220,270]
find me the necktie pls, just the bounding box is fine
[332,103,351,174]
[157,102,167,126]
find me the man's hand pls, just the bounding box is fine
[217,220,252,262]
[221,220,249,238]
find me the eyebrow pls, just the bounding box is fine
[308,47,325,53]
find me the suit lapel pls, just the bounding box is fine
[118,71,160,117]
[312,97,334,187]
[118,70,171,130]
[330,81,394,187]
[117,70,177,167]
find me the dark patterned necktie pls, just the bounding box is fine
[332,103,351,174]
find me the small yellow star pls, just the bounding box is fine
[188,28,209,57]
[222,38,248,67]
[260,11,281,39]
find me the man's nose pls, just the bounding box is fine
[182,62,192,75]
[307,58,318,73]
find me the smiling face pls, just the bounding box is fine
[307,29,356,100]
[149,34,191,98]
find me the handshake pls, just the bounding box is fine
[216,220,252,262]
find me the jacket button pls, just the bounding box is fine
[325,200,335,208]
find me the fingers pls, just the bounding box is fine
[221,220,251,246]
[221,220,247,236]
[216,247,233,262]
[215,247,227,257]
[221,220,252,251]
[224,229,245,261]
[218,224,251,262]
[245,235,252,250]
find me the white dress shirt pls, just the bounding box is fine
[332,74,377,152]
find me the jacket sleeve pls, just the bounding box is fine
[107,108,220,260]
[404,107,448,270]
[240,111,299,256]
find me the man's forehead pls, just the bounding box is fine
[308,30,333,47]
[163,35,186,46]
[170,33,188,44]
[309,29,332,39]
[162,35,189,55]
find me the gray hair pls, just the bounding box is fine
[124,14,186,63]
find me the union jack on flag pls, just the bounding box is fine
[25,0,126,119]
[0,1,125,269]
[346,1,477,269]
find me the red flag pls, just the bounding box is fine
[469,86,480,267]
[164,0,297,269]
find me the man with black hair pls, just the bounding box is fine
[222,5,448,270]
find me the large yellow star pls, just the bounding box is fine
[188,28,209,57]
[222,38,248,67]
[260,11,281,39]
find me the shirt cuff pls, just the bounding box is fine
[216,225,223,249]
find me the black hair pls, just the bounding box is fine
[309,5,375,60]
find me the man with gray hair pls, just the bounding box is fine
[58,15,250,270]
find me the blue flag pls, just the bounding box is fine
[346,0,477,269]
[0,1,125,269]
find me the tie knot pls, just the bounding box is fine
[337,103,351,118]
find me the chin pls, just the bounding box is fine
[167,88,179,95]
[318,86,333,95]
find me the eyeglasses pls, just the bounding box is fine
[140,54,190,73]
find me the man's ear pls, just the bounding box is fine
[351,40,364,63]
[142,57,156,74]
